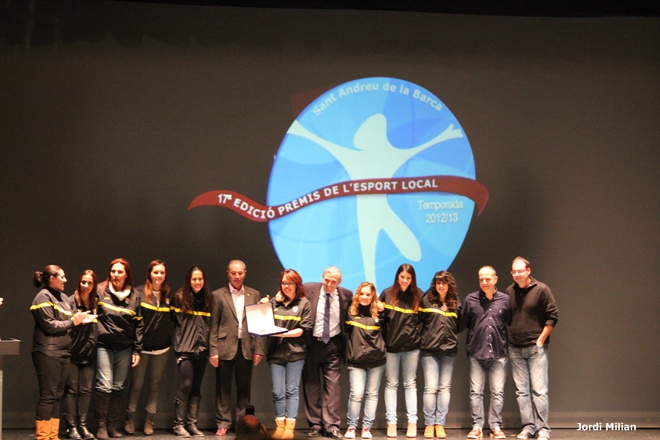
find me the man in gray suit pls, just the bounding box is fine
[303,266,353,440]
[210,260,265,436]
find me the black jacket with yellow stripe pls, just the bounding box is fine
[170,290,211,358]
[67,295,98,364]
[345,305,386,368]
[135,285,172,352]
[97,284,143,353]
[379,287,422,353]
[30,287,75,359]
[267,297,312,365]
[418,292,461,356]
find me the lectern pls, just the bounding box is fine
[0,339,20,440]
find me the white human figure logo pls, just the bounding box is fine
[288,113,463,284]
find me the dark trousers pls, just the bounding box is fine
[33,351,70,420]
[63,362,96,417]
[215,340,253,428]
[303,336,343,432]
[176,357,208,403]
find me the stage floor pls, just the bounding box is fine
[2,428,658,440]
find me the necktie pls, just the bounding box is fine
[322,293,331,344]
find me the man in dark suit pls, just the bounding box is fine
[303,266,352,440]
[210,260,265,436]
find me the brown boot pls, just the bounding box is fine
[281,419,296,440]
[36,420,51,440]
[107,392,124,438]
[272,417,286,439]
[143,412,155,436]
[51,418,62,440]
[434,426,446,439]
[423,426,434,438]
[124,411,135,435]
[95,392,111,440]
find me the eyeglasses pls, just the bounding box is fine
[281,282,295,286]
[510,269,528,275]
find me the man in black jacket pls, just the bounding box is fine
[506,257,558,440]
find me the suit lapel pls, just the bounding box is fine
[310,284,321,321]
[244,287,257,306]
[223,288,238,320]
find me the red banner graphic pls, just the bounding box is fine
[188,176,489,223]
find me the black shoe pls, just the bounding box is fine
[68,427,83,440]
[308,428,322,437]
[186,424,204,437]
[174,424,191,438]
[327,430,343,440]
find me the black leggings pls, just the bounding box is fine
[32,351,69,420]
[175,356,207,402]
[63,362,96,416]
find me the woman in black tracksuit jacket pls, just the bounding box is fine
[344,282,386,440]
[125,260,173,436]
[95,258,143,440]
[379,263,423,438]
[31,265,91,440]
[63,270,99,440]
[418,270,461,439]
[170,266,212,437]
[266,269,312,440]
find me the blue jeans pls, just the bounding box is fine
[96,347,133,393]
[347,364,385,429]
[510,345,550,437]
[468,356,507,430]
[421,354,456,426]
[270,360,305,419]
[385,350,419,424]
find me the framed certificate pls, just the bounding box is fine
[245,303,288,336]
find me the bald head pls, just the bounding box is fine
[236,415,268,439]
[227,260,247,290]
[478,266,498,297]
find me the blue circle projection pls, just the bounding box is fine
[268,77,477,291]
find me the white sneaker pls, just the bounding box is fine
[361,428,372,439]
[345,427,357,439]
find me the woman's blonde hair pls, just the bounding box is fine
[349,282,379,319]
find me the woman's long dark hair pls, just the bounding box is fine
[426,270,459,311]
[176,266,211,313]
[74,269,98,311]
[388,263,420,312]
